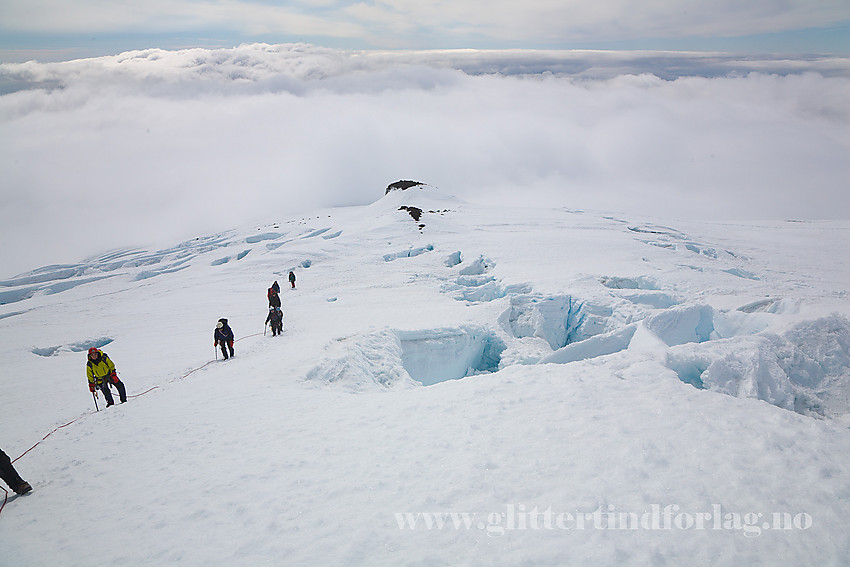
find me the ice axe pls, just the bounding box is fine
[92,390,99,412]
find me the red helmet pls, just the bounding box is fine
[88,347,100,356]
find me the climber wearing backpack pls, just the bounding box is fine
[86,348,127,406]
[265,306,284,336]
[268,282,281,309]
[214,318,235,359]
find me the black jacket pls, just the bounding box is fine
[268,292,281,308]
[266,309,283,325]
[214,321,234,344]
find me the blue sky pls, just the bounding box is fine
[1,0,849,62]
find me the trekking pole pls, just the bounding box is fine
[92,390,99,412]
[264,323,267,336]
[214,345,218,360]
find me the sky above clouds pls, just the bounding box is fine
[0,4,849,277]
[1,0,849,61]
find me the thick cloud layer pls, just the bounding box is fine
[1,45,849,277]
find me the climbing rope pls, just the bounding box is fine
[1,330,268,516]
[1,418,75,515]
[11,419,78,465]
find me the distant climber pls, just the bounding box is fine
[268,282,281,308]
[214,318,235,359]
[0,447,32,495]
[266,306,284,336]
[288,271,296,289]
[86,347,127,406]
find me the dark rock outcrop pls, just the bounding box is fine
[398,206,423,221]
[385,180,424,194]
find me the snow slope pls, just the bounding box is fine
[1,185,849,565]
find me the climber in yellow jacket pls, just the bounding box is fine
[86,347,127,406]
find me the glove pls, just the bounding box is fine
[89,383,96,392]
[110,371,119,383]
[214,341,218,347]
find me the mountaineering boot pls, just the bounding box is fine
[15,481,32,495]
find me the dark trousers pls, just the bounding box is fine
[0,448,27,492]
[97,377,127,405]
[219,341,234,359]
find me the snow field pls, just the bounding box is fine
[1,186,849,565]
